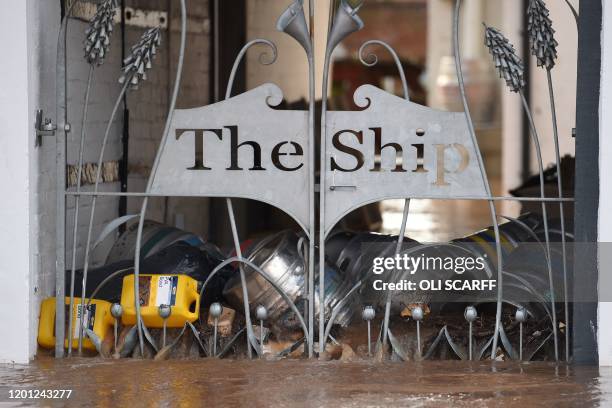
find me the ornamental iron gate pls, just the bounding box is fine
[53,0,577,362]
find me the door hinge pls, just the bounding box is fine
[35,109,57,147]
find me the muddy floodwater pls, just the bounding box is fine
[0,359,608,407]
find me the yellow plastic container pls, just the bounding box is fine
[37,297,114,351]
[120,274,200,328]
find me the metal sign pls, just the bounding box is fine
[150,82,486,236]
[324,84,487,235]
[150,84,311,232]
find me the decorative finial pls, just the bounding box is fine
[362,305,375,356]
[515,307,528,323]
[110,303,123,319]
[255,305,268,321]
[326,0,364,54]
[158,304,171,319]
[464,305,478,322]
[362,305,375,321]
[209,302,223,319]
[277,0,311,54]
[84,0,118,65]
[484,24,526,93]
[119,27,162,86]
[527,0,558,70]
[411,306,424,322]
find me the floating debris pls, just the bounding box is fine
[222,230,356,330]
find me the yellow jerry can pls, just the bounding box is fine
[37,297,114,351]
[120,274,200,328]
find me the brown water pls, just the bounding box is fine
[0,359,607,407]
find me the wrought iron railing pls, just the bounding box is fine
[53,0,577,362]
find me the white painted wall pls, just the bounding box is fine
[598,0,612,367]
[0,0,32,364]
[0,0,126,362]
[0,0,67,363]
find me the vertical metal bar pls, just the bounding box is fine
[546,69,570,361]
[225,198,253,359]
[318,0,364,357]
[416,320,421,359]
[307,56,315,358]
[367,320,371,356]
[67,65,94,357]
[519,90,559,361]
[453,0,505,360]
[55,67,67,359]
[54,0,80,358]
[382,200,409,349]
[224,40,278,359]
[319,48,331,355]
[162,0,172,226]
[119,108,129,225]
[468,321,473,361]
[307,0,316,358]
[118,0,129,230]
[214,0,220,101]
[114,319,118,351]
[309,0,314,25]
[357,41,410,352]
[318,1,339,355]
[133,0,188,355]
[78,80,131,354]
[213,317,218,356]
[260,319,264,359]
[519,321,523,361]
[327,0,335,34]
[521,0,532,182]
[394,201,410,283]
[381,44,410,348]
